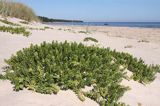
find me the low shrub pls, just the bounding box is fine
[1,41,159,105]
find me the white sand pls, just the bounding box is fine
[0,17,160,106]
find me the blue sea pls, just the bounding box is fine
[48,22,160,28]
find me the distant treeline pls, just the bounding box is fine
[38,16,83,22]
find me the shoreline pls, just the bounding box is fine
[45,22,160,29]
[50,25,160,45]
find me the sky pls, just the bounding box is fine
[16,0,160,22]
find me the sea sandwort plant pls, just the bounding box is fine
[1,41,159,105]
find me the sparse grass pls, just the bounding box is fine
[78,31,91,34]
[84,37,98,43]
[0,26,31,37]
[39,28,45,31]
[64,29,71,31]
[0,0,38,22]
[27,27,53,31]
[63,29,76,33]
[1,41,159,105]
[0,19,19,26]
[138,40,150,43]
[27,27,39,30]
[44,26,53,30]
[27,27,43,31]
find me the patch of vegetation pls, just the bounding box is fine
[64,29,71,31]
[44,26,53,30]
[124,45,133,49]
[1,41,159,105]
[39,28,45,31]
[78,31,91,34]
[0,74,5,79]
[27,27,39,30]
[26,27,52,31]
[0,1,38,21]
[0,19,19,26]
[63,29,76,33]
[138,40,150,43]
[0,26,31,37]
[84,37,98,43]
[58,28,62,30]
[20,21,29,25]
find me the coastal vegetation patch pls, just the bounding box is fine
[78,31,91,34]
[63,29,76,33]
[0,26,31,37]
[58,28,62,30]
[1,41,159,105]
[138,40,150,43]
[27,27,53,31]
[44,26,54,30]
[84,37,98,43]
[124,45,133,49]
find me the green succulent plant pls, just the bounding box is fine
[1,41,159,106]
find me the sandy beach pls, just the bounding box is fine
[0,17,160,106]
